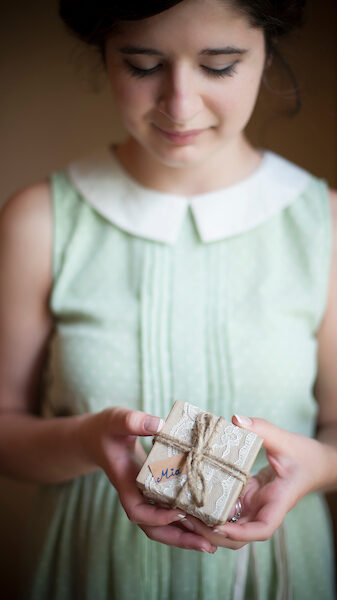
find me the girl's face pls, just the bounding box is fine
[105,0,266,168]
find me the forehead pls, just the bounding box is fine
[108,0,261,52]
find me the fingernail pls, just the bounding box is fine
[211,545,217,553]
[233,414,253,428]
[176,513,186,520]
[201,547,213,554]
[181,518,195,531]
[213,529,228,537]
[144,416,164,433]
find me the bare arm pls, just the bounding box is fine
[313,189,337,489]
[0,182,97,482]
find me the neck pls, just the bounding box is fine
[114,135,263,196]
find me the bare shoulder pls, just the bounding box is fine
[329,189,337,202]
[318,189,337,320]
[315,189,337,422]
[0,181,54,412]
[315,189,337,335]
[328,188,337,274]
[329,188,337,221]
[0,179,52,238]
[0,180,52,289]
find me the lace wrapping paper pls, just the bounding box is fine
[136,401,263,526]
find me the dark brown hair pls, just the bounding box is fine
[59,0,308,113]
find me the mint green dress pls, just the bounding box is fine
[22,147,335,599]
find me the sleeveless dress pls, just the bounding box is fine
[21,146,336,599]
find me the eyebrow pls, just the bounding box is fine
[200,46,248,56]
[119,45,248,57]
[119,45,164,56]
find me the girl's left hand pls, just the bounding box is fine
[180,415,329,549]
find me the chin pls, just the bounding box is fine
[145,142,214,169]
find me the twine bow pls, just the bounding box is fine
[154,411,248,508]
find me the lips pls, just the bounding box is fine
[157,126,204,136]
[153,124,205,144]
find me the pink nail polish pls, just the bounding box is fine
[233,414,253,427]
[213,529,228,537]
[144,416,164,433]
[181,519,195,532]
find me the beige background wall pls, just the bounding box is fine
[0,1,336,598]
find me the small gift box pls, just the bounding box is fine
[136,400,263,527]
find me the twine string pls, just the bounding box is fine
[153,411,248,508]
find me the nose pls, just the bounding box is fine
[156,63,203,125]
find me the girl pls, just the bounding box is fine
[0,0,336,598]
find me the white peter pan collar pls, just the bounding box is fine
[67,145,312,244]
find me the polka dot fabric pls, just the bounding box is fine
[22,162,335,599]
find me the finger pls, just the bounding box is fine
[135,438,147,461]
[106,455,188,527]
[214,519,279,543]
[119,483,188,527]
[179,515,247,550]
[126,438,148,468]
[213,503,285,542]
[207,532,248,551]
[107,406,164,436]
[227,499,241,521]
[140,523,217,553]
[232,414,295,456]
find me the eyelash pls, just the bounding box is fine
[125,61,238,79]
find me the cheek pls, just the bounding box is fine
[208,78,261,134]
[108,73,154,118]
[209,88,250,125]
[226,72,263,122]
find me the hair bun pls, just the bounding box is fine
[59,0,183,44]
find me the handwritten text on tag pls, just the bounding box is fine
[149,453,187,484]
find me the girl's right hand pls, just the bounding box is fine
[79,407,217,554]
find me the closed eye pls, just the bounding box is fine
[125,61,162,78]
[201,61,239,78]
[124,60,239,79]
